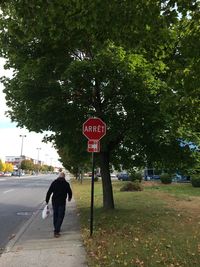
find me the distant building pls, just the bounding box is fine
[5,155,43,169]
[5,156,22,169]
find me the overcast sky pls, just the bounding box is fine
[0,58,62,167]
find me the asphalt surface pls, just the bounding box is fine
[0,174,88,267]
[0,174,55,251]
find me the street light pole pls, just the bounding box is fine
[19,135,26,177]
[36,148,41,174]
[20,135,26,157]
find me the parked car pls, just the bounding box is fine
[0,171,4,177]
[12,171,19,176]
[12,171,25,176]
[145,174,160,180]
[173,173,190,183]
[117,172,129,181]
[4,172,12,177]
[110,173,117,179]
[96,172,101,177]
[144,169,161,180]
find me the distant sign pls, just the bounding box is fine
[83,117,106,141]
[87,140,100,153]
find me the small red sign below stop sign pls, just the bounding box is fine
[87,140,100,153]
[83,117,106,141]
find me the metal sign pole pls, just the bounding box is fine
[90,152,95,236]
[82,117,106,236]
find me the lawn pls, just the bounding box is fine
[72,180,200,267]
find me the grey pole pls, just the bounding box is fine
[19,135,26,177]
[36,148,41,174]
[90,152,95,236]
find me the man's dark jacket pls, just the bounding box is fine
[45,177,72,205]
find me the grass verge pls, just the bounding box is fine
[72,180,200,267]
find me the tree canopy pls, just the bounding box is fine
[21,159,34,171]
[0,159,4,171]
[0,0,199,209]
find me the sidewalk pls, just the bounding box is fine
[0,200,88,267]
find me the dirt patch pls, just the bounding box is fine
[146,190,200,217]
[142,181,200,217]
[142,181,161,187]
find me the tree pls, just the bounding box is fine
[0,159,4,171]
[4,162,14,172]
[0,1,199,209]
[41,164,48,172]
[21,159,34,171]
[34,163,41,173]
[54,135,91,178]
[160,2,200,141]
[48,165,54,172]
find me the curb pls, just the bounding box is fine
[4,202,45,253]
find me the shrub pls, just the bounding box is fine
[94,176,99,182]
[160,173,172,184]
[191,175,200,187]
[129,171,143,182]
[120,180,143,192]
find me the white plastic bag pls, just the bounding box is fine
[42,204,51,219]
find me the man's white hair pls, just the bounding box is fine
[59,172,65,178]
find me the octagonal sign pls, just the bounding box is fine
[83,117,106,141]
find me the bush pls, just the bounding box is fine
[129,172,143,182]
[94,176,99,182]
[191,175,200,187]
[160,173,172,184]
[120,180,143,192]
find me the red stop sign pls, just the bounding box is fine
[83,118,106,140]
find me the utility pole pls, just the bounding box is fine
[36,147,41,174]
[19,135,26,177]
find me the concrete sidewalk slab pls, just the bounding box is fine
[0,200,88,267]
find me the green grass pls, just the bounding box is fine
[72,180,200,267]
[145,182,200,197]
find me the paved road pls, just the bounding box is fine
[0,174,56,252]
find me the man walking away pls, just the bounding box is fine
[45,172,72,238]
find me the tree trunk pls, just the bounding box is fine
[99,151,115,209]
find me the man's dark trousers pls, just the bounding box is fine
[53,204,66,234]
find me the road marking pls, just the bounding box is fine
[3,189,15,194]
[17,211,33,216]
[0,179,6,181]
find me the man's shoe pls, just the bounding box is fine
[54,233,60,238]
